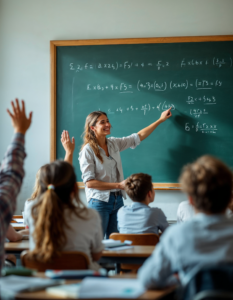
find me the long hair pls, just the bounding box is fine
[29,160,87,263]
[81,111,107,163]
[27,165,49,201]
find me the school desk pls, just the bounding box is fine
[5,241,154,273]
[11,223,26,230]
[14,273,176,300]
[100,246,155,273]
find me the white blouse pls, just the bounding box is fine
[78,133,141,202]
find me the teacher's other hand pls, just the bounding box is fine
[61,130,75,155]
[118,180,126,190]
[159,107,172,122]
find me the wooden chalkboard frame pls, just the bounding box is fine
[50,35,233,190]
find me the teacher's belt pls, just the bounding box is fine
[110,191,122,197]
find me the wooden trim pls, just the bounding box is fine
[77,182,181,190]
[51,35,233,47]
[50,41,57,161]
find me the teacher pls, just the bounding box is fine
[79,108,172,238]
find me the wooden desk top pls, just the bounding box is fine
[15,273,175,300]
[102,246,155,257]
[11,223,25,230]
[5,241,154,258]
[5,240,29,252]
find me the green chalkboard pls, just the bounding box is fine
[53,37,233,184]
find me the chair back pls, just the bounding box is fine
[109,233,159,245]
[21,250,89,272]
[180,264,233,300]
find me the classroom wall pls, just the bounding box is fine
[0,0,233,219]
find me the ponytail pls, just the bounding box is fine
[29,189,67,262]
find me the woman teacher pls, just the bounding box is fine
[79,108,172,238]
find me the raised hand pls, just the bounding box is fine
[7,99,32,134]
[159,107,172,122]
[61,130,75,155]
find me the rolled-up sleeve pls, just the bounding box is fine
[110,133,141,152]
[79,147,96,184]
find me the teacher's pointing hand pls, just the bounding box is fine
[159,107,172,122]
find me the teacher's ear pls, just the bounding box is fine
[90,126,95,134]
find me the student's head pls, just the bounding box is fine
[81,111,110,163]
[30,160,86,262]
[28,164,49,201]
[125,173,155,204]
[179,155,233,214]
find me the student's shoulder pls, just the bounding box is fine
[24,199,37,212]
[84,207,102,222]
[161,218,194,242]
[118,205,132,214]
[178,200,190,210]
[150,207,166,217]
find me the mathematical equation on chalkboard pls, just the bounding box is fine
[86,79,222,93]
[69,57,232,72]
[69,56,228,135]
[185,122,217,134]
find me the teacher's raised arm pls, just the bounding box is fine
[77,109,172,238]
[137,107,172,141]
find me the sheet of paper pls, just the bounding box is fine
[11,223,25,227]
[79,278,145,298]
[105,246,134,251]
[0,275,62,293]
[12,218,24,223]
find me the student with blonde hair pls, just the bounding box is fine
[26,160,103,270]
[138,155,233,288]
[118,173,168,234]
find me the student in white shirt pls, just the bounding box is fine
[177,200,195,223]
[26,160,104,271]
[138,155,233,289]
[117,173,169,234]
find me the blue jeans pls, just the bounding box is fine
[88,193,124,239]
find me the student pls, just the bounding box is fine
[23,130,73,230]
[78,109,172,238]
[138,155,233,289]
[117,173,169,234]
[176,200,195,223]
[26,160,104,271]
[0,99,32,270]
[5,224,29,267]
[6,224,28,242]
[23,165,48,230]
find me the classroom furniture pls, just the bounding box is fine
[180,264,233,300]
[110,233,159,245]
[11,215,25,230]
[51,36,233,189]
[100,246,155,274]
[14,273,176,300]
[110,233,159,272]
[5,241,154,273]
[21,250,89,272]
[11,223,25,230]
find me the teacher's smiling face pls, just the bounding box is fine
[90,114,111,138]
